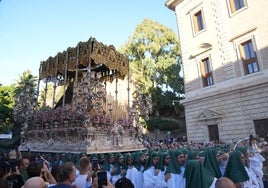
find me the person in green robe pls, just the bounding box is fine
[184,159,217,188]
[223,150,249,187]
[203,149,222,178]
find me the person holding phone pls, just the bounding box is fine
[97,171,108,188]
[49,162,77,188]
[91,173,115,188]
[26,160,57,186]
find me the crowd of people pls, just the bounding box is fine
[0,135,267,188]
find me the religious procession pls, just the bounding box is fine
[1,0,268,187]
[0,32,268,188]
[0,134,267,188]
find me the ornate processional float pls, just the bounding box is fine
[18,38,151,154]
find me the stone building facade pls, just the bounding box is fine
[166,0,268,143]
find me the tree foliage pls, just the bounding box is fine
[13,70,38,132]
[0,70,38,147]
[120,19,184,117]
[14,70,38,99]
[0,84,14,127]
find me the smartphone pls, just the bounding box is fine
[97,171,107,188]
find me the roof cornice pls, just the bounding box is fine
[165,0,184,11]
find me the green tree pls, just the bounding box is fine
[14,70,38,99]
[13,70,38,130]
[0,84,15,133]
[120,19,184,117]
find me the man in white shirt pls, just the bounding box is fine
[72,156,91,188]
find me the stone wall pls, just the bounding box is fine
[168,0,268,142]
[184,82,268,143]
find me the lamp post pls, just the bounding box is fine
[172,100,181,116]
[172,100,180,106]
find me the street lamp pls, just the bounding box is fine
[172,100,181,115]
[172,100,180,106]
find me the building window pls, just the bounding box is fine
[254,119,268,141]
[239,39,259,75]
[208,124,219,142]
[229,0,246,13]
[200,57,213,87]
[193,10,205,33]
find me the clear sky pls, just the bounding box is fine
[0,0,178,86]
